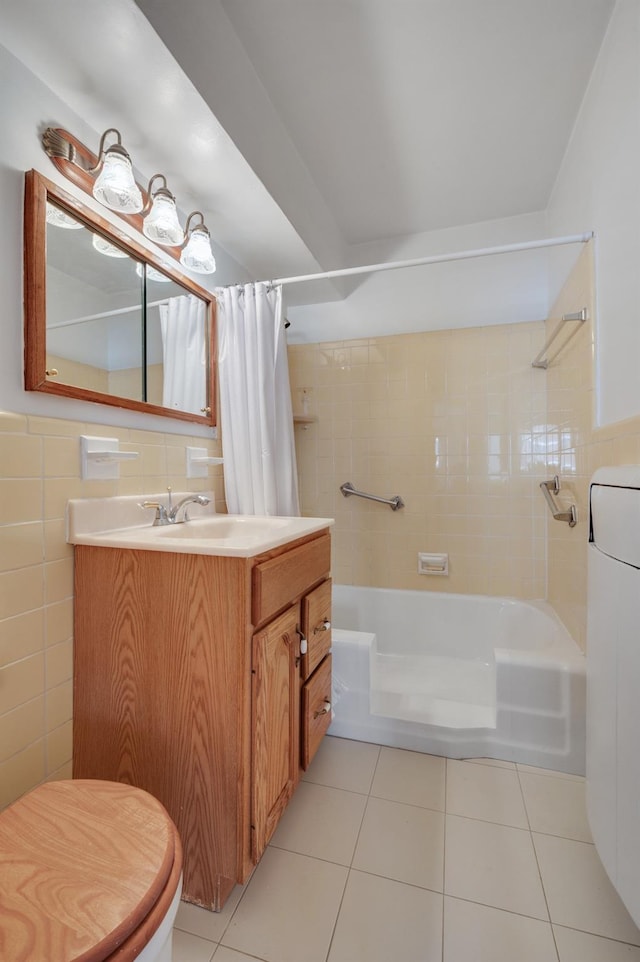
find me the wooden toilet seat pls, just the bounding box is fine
[0,780,182,962]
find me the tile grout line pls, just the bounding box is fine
[442,756,448,962]
[322,743,382,962]
[515,762,560,962]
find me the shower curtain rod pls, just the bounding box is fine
[47,297,170,330]
[270,232,593,287]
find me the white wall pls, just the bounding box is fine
[0,43,240,435]
[286,211,555,343]
[547,0,640,427]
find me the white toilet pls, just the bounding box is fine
[0,779,183,961]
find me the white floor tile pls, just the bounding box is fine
[175,888,245,942]
[213,947,268,962]
[444,896,558,962]
[327,869,443,962]
[172,929,217,962]
[520,771,592,841]
[533,833,640,944]
[269,780,367,865]
[352,796,445,891]
[370,746,446,811]
[447,758,529,828]
[302,735,380,794]
[554,925,640,961]
[222,847,347,962]
[445,814,548,920]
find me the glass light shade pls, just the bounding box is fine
[46,203,83,229]
[93,148,143,213]
[136,262,171,283]
[143,191,184,246]
[92,233,129,258]
[180,226,216,274]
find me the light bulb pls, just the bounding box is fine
[180,226,216,274]
[92,233,129,258]
[46,203,83,229]
[93,147,143,213]
[143,190,184,246]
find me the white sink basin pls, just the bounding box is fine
[156,516,292,542]
[67,494,333,558]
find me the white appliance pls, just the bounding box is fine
[587,466,640,926]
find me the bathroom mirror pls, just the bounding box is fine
[24,169,216,425]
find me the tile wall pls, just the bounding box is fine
[545,244,640,650]
[0,410,224,809]
[289,321,549,597]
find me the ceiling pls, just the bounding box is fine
[136,0,614,250]
[1,0,615,301]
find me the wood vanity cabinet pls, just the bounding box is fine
[73,529,332,912]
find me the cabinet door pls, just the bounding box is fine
[251,604,300,863]
[301,578,332,680]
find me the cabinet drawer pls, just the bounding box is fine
[301,655,332,770]
[252,533,330,626]
[301,578,332,680]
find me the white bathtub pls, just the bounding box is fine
[329,586,586,774]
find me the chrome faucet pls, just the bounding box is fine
[167,494,211,524]
[141,489,211,526]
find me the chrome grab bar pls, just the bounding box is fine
[540,476,577,527]
[340,481,405,511]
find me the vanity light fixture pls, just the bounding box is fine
[180,211,217,275]
[142,174,184,246]
[90,128,143,214]
[41,125,217,274]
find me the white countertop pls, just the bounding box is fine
[67,494,333,558]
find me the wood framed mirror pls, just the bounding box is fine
[24,169,216,426]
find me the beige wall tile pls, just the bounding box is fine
[0,567,44,620]
[0,412,29,433]
[46,719,72,774]
[0,522,44,573]
[45,600,73,648]
[44,520,73,562]
[0,740,46,809]
[0,652,45,715]
[45,639,73,689]
[28,416,85,437]
[0,408,219,807]
[0,435,42,478]
[290,319,547,598]
[0,609,45,669]
[43,436,80,478]
[0,479,43,524]
[46,681,72,732]
[44,558,74,606]
[0,696,44,763]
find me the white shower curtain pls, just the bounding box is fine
[217,282,300,516]
[159,295,207,415]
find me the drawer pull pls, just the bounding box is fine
[314,619,331,634]
[313,700,332,719]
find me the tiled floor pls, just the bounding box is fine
[171,736,640,962]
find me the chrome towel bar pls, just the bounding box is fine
[540,476,577,527]
[340,481,405,511]
[532,308,588,369]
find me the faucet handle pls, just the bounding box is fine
[139,501,170,526]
